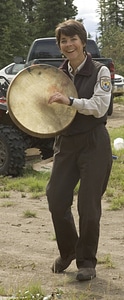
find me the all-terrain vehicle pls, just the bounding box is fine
[0,75,54,176]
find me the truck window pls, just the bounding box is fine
[27,39,62,61]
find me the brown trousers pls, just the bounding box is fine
[46,124,112,268]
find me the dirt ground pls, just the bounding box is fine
[0,103,124,299]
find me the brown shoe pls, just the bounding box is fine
[76,268,96,281]
[52,254,75,273]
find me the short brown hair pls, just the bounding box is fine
[55,19,87,47]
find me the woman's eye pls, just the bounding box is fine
[61,40,66,43]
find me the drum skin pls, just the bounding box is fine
[7,64,77,138]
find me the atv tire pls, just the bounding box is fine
[0,125,25,176]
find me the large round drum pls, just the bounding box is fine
[7,64,77,138]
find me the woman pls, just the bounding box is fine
[46,19,113,281]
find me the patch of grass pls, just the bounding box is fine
[0,285,5,296]
[105,187,114,200]
[74,183,79,194]
[105,125,124,210]
[98,254,115,268]
[109,126,124,147]
[0,191,10,198]
[51,234,56,241]
[113,95,124,104]
[23,210,37,218]
[9,285,64,300]
[10,283,45,300]
[0,167,50,195]
[1,201,16,207]
[28,180,44,193]
[108,196,124,210]
[31,192,42,199]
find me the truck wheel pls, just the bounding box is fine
[0,125,25,176]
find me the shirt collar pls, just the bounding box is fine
[68,55,87,79]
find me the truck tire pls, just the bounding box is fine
[0,125,25,176]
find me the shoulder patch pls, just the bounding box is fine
[100,76,111,92]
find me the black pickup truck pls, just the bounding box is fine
[0,37,114,176]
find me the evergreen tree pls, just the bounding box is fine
[100,26,124,75]
[0,0,26,68]
[97,0,124,75]
[0,0,78,68]
[22,0,38,46]
[63,0,78,19]
[97,0,124,35]
[35,0,78,38]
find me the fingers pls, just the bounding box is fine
[48,92,60,104]
[48,92,68,105]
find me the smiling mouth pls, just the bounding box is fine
[67,49,75,53]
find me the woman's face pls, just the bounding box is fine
[59,34,85,63]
